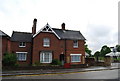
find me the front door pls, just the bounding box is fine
[60,54,64,65]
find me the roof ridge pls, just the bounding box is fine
[52,28,80,32]
[13,31,32,34]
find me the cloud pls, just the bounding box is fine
[85,24,118,54]
[0,0,118,54]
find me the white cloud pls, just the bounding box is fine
[85,24,118,54]
[0,0,119,53]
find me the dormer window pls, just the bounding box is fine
[73,40,78,48]
[43,38,50,47]
[19,42,26,47]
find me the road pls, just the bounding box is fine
[2,69,119,79]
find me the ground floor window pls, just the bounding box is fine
[40,51,52,63]
[16,52,27,61]
[70,54,81,62]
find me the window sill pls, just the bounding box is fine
[73,46,78,48]
[43,46,50,47]
[40,62,51,63]
[71,61,81,63]
[19,46,26,48]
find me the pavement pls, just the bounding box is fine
[1,63,120,77]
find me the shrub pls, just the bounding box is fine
[2,53,17,66]
[51,59,61,65]
[32,61,42,66]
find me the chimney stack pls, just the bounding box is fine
[32,18,37,35]
[61,23,65,30]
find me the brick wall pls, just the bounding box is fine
[32,32,63,64]
[2,37,9,57]
[10,41,32,66]
[32,32,85,65]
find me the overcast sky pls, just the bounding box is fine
[0,0,119,54]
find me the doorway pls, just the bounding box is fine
[60,54,64,65]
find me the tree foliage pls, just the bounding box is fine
[85,44,92,57]
[2,53,17,66]
[116,45,120,52]
[100,45,111,57]
[94,51,100,62]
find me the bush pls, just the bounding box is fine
[2,53,17,66]
[51,59,61,65]
[32,61,42,66]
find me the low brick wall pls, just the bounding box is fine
[2,65,63,71]
[70,64,88,68]
[85,57,95,66]
[3,64,88,71]
[95,62,105,66]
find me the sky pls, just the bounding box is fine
[0,0,119,54]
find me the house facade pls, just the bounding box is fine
[10,31,32,66]
[1,18,86,66]
[0,30,10,57]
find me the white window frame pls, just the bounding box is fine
[73,40,78,48]
[40,52,52,63]
[43,38,50,47]
[16,52,27,61]
[70,54,81,62]
[19,42,26,47]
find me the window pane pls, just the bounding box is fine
[40,52,52,63]
[43,38,50,47]
[73,40,78,47]
[40,53,44,62]
[19,42,26,47]
[17,53,27,61]
[19,42,22,46]
[44,53,49,62]
[71,55,80,62]
[23,42,25,46]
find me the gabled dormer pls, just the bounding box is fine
[33,23,60,39]
[41,23,53,32]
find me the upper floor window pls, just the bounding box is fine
[43,38,50,47]
[73,40,78,48]
[19,42,26,47]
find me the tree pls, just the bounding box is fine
[100,45,111,57]
[2,53,17,66]
[116,45,120,52]
[94,51,100,62]
[85,44,92,57]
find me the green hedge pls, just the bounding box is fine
[51,59,62,65]
[2,53,17,66]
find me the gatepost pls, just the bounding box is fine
[104,56,112,66]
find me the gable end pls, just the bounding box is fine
[33,24,61,39]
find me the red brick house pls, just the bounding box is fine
[1,18,86,66]
[0,30,10,57]
[10,31,32,66]
[32,19,86,65]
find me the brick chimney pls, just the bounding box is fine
[32,18,37,35]
[61,23,65,30]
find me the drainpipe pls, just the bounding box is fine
[31,38,33,65]
[64,39,67,63]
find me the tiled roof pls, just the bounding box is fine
[10,31,32,42]
[0,30,10,37]
[52,28,86,40]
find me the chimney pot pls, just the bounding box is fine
[61,23,65,30]
[33,18,37,23]
[32,18,37,35]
